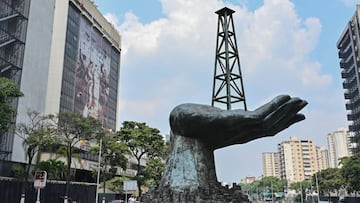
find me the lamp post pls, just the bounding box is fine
[315,172,320,203]
[300,181,303,203]
[271,179,274,203]
[95,138,102,203]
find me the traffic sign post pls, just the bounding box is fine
[34,171,47,203]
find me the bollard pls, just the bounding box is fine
[64,195,68,203]
[20,193,25,203]
[101,196,106,203]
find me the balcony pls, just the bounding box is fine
[347,114,355,121]
[337,33,351,49]
[346,102,353,110]
[343,76,357,89]
[339,57,355,69]
[344,88,359,100]
[349,124,360,131]
[345,92,352,99]
[347,109,360,121]
[338,45,353,59]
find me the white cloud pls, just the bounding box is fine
[106,0,334,124]
[301,62,331,87]
[104,0,347,183]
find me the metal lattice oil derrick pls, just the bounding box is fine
[212,7,247,110]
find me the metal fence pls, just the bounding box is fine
[0,177,96,203]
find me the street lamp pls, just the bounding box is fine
[271,179,273,203]
[300,181,303,203]
[315,173,320,203]
[95,138,102,203]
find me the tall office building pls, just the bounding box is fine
[262,152,281,178]
[327,127,352,168]
[0,0,121,166]
[337,5,360,154]
[278,136,320,183]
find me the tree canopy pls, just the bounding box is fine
[116,121,167,196]
[17,110,59,182]
[0,77,23,132]
[239,176,286,200]
[290,180,311,192]
[340,152,360,194]
[315,168,344,197]
[36,159,67,180]
[57,112,104,197]
[141,157,165,186]
[90,131,129,193]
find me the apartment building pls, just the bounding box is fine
[262,152,281,178]
[337,5,360,154]
[327,127,352,168]
[278,136,320,183]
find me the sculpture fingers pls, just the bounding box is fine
[263,97,307,128]
[214,98,307,149]
[254,95,291,118]
[268,113,306,136]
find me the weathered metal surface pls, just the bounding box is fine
[140,95,306,203]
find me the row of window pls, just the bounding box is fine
[59,4,120,130]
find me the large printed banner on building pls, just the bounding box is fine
[75,17,110,124]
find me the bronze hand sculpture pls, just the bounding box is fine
[170,95,307,149]
[142,95,307,203]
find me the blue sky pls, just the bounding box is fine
[94,0,358,183]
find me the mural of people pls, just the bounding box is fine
[74,18,110,123]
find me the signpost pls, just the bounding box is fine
[34,171,47,203]
[123,180,137,203]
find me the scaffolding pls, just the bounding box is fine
[0,0,30,159]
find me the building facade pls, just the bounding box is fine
[0,0,121,165]
[278,136,320,183]
[337,5,360,154]
[262,152,281,178]
[327,127,352,168]
[316,146,329,171]
[241,176,256,184]
[0,0,31,161]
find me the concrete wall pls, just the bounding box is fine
[12,0,68,163]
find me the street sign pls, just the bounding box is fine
[34,171,47,189]
[123,180,137,191]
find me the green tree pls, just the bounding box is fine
[116,121,166,196]
[11,164,26,180]
[290,180,311,202]
[36,159,67,180]
[239,176,286,201]
[141,157,165,186]
[106,176,130,194]
[0,77,23,132]
[17,110,59,202]
[90,131,129,193]
[316,168,345,199]
[261,176,286,193]
[57,112,104,199]
[17,110,59,183]
[290,180,311,192]
[340,153,360,195]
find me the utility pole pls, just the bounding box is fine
[95,139,102,203]
[212,7,247,110]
